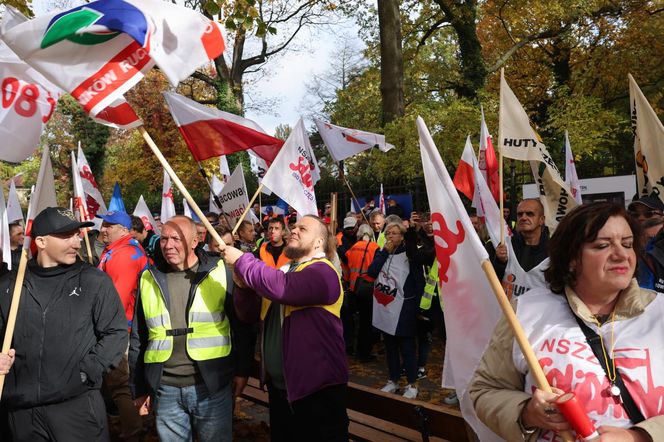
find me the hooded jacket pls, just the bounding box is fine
[0,259,127,410]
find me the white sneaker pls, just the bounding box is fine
[443,391,459,405]
[380,380,399,394]
[402,384,418,399]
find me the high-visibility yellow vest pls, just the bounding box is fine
[284,258,344,319]
[139,264,231,363]
[375,231,386,248]
[421,259,441,310]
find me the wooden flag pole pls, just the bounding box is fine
[231,184,264,236]
[78,205,94,265]
[138,126,225,248]
[330,192,338,234]
[480,260,574,442]
[343,177,370,226]
[0,248,29,396]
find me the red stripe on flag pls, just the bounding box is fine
[453,159,475,201]
[71,40,152,114]
[95,102,141,126]
[178,118,283,163]
[484,136,500,202]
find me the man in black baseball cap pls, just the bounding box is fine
[628,195,664,227]
[0,207,126,441]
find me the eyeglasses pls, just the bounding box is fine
[629,210,663,219]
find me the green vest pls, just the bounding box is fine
[376,231,386,248]
[140,264,231,363]
[421,259,440,310]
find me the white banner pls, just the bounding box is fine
[262,119,318,216]
[499,72,577,229]
[629,73,664,200]
[418,116,503,442]
[160,169,176,223]
[564,130,583,205]
[216,165,252,227]
[133,195,159,235]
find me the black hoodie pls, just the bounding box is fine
[0,259,127,410]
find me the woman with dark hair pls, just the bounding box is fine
[368,220,434,399]
[470,202,663,441]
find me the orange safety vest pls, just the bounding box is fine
[335,231,343,246]
[258,242,291,320]
[345,240,379,291]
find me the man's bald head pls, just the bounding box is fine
[160,216,199,270]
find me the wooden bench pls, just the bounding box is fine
[240,377,473,441]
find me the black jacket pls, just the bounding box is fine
[0,259,127,410]
[491,227,550,281]
[128,252,254,398]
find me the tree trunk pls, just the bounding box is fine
[434,0,486,99]
[377,0,404,125]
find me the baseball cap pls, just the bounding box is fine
[343,216,357,229]
[31,207,94,238]
[628,196,664,213]
[96,211,132,229]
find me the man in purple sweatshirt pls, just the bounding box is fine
[222,215,349,441]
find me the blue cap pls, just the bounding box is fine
[97,211,132,229]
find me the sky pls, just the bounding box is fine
[29,0,364,136]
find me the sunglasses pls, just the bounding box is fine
[629,210,663,219]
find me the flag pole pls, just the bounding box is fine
[196,161,227,214]
[330,192,338,234]
[480,260,574,442]
[498,69,505,246]
[343,177,370,225]
[231,184,264,236]
[138,126,225,247]
[0,249,28,396]
[77,205,94,265]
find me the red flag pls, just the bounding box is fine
[479,107,500,202]
[164,92,283,164]
[453,136,476,201]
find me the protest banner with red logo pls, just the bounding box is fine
[261,119,318,216]
[160,169,176,223]
[0,8,61,163]
[133,195,159,235]
[417,116,504,442]
[3,1,224,126]
[372,253,409,335]
[77,146,107,229]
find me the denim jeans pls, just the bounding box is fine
[154,383,232,442]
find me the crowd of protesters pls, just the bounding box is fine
[0,192,663,441]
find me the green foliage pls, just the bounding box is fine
[58,95,110,179]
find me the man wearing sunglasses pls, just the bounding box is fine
[628,195,664,227]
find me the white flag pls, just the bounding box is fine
[629,74,664,200]
[262,119,318,216]
[249,150,272,195]
[417,116,503,442]
[24,147,58,252]
[209,175,225,214]
[71,150,87,222]
[133,195,159,235]
[0,184,11,270]
[564,131,583,205]
[315,119,394,162]
[219,156,230,183]
[160,170,176,223]
[499,71,577,229]
[6,179,23,224]
[77,146,107,228]
[215,165,254,227]
[0,7,62,163]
